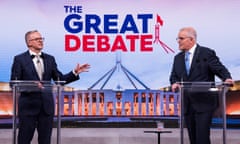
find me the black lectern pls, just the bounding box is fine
[177,82,230,144]
[11,80,65,144]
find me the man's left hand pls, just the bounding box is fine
[74,63,90,74]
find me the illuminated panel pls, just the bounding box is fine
[226,91,240,115]
[1,89,240,117]
[0,92,13,115]
[99,93,105,116]
[78,93,82,115]
[133,92,139,115]
[92,93,97,115]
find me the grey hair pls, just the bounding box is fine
[25,30,39,46]
[180,27,197,40]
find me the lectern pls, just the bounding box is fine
[10,80,65,144]
[177,82,230,144]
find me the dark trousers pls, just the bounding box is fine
[18,108,54,144]
[185,107,214,144]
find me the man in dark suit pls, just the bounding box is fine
[169,27,234,144]
[10,30,90,144]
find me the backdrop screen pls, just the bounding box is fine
[0,0,239,90]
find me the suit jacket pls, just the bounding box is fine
[170,44,232,113]
[10,51,79,116]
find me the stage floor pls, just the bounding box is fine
[0,128,239,144]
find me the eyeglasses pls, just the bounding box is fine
[29,37,45,41]
[176,37,191,41]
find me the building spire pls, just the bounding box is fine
[88,52,149,90]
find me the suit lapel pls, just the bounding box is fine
[179,52,188,78]
[42,53,51,80]
[42,53,47,80]
[24,51,41,80]
[189,45,200,75]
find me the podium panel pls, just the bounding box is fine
[177,82,230,144]
[10,80,64,144]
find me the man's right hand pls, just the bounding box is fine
[171,83,180,92]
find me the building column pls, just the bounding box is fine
[160,92,164,115]
[165,93,170,115]
[73,92,78,115]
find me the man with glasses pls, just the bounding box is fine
[169,27,234,144]
[10,30,90,144]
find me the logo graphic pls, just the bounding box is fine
[63,5,174,53]
[153,15,174,53]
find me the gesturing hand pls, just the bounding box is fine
[74,63,90,74]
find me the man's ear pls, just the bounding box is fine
[27,42,32,47]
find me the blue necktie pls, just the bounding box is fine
[185,51,190,75]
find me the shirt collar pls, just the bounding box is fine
[29,50,42,56]
[188,44,197,54]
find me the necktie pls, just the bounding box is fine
[35,55,43,80]
[185,51,190,75]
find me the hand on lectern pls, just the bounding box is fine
[224,78,234,87]
[171,83,180,92]
[34,81,44,89]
